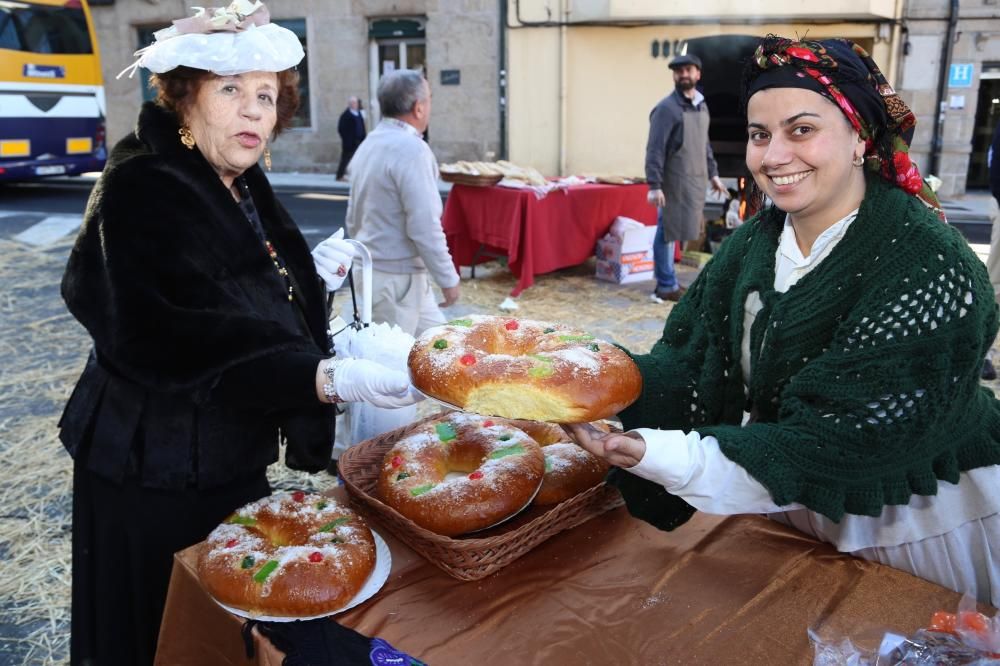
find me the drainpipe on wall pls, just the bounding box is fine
[499,0,508,159]
[558,0,568,177]
[929,0,959,179]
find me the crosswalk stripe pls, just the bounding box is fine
[14,215,82,246]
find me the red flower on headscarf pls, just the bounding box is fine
[889,151,923,194]
[786,46,820,63]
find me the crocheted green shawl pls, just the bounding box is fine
[617,175,1000,525]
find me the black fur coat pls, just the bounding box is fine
[60,102,334,489]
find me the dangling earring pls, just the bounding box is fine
[178,126,196,150]
[852,155,864,168]
[263,145,272,171]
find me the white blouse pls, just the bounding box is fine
[627,211,1000,607]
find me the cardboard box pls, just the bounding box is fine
[594,223,656,264]
[595,259,655,284]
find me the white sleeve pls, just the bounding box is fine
[627,428,803,515]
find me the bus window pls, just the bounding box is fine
[0,1,94,54]
[0,0,106,181]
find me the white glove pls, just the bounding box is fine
[312,228,354,293]
[334,358,425,409]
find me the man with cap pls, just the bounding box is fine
[644,52,728,302]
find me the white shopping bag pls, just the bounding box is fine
[329,240,417,460]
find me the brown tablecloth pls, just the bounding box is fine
[156,496,981,665]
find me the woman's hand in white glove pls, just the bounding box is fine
[311,228,354,293]
[316,358,425,409]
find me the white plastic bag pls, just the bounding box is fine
[329,240,417,459]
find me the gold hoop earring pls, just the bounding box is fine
[263,146,272,171]
[852,155,864,168]
[178,126,196,150]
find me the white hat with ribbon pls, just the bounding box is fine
[117,1,303,79]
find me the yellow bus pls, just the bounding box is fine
[0,0,106,181]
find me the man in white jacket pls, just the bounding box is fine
[345,69,460,335]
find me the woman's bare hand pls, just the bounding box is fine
[562,422,646,468]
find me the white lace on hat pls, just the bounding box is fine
[117,1,303,79]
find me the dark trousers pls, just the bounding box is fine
[336,146,357,179]
[70,464,270,665]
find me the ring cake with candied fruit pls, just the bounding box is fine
[376,412,545,536]
[408,315,642,422]
[197,492,376,617]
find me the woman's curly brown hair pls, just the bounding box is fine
[150,66,301,136]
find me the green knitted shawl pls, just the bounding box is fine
[618,176,1000,523]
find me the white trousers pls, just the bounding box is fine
[368,269,447,336]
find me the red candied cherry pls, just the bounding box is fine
[225,539,238,548]
[391,455,403,468]
[460,354,477,366]
[291,490,305,502]
[504,320,519,331]
[308,551,323,563]
[482,420,494,427]
[468,470,484,480]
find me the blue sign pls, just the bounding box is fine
[948,63,974,88]
[23,64,65,79]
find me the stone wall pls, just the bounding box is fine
[89,0,501,173]
[900,0,1000,196]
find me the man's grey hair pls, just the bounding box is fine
[377,70,428,118]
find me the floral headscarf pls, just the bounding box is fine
[745,36,944,220]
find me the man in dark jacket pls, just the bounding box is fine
[337,96,367,180]
[644,53,728,302]
[983,122,1000,379]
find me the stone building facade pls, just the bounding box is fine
[86,0,1000,195]
[88,0,502,173]
[900,0,1000,196]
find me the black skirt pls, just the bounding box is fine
[70,463,270,666]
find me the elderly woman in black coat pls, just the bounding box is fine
[59,3,420,663]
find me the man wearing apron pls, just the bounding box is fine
[644,53,728,302]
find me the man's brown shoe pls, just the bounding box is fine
[653,286,686,302]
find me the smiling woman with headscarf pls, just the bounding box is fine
[59,2,423,663]
[568,36,1000,606]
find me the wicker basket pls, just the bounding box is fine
[338,414,624,581]
[439,172,503,187]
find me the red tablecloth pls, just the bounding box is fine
[442,182,656,296]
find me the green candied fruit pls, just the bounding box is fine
[330,537,343,544]
[252,560,279,583]
[587,343,600,352]
[489,444,526,459]
[410,483,435,497]
[448,318,473,327]
[318,517,350,532]
[228,515,257,526]
[240,555,255,569]
[529,364,554,378]
[396,471,411,481]
[315,501,328,510]
[558,334,595,343]
[544,456,553,472]
[433,339,448,350]
[498,434,512,441]
[435,422,457,442]
[529,354,553,364]
[543,327,556,334]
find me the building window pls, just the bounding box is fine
[136,18,310,128]
[273,18,310,128]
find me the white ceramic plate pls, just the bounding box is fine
[213,529,391,622]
